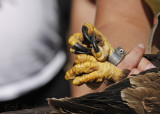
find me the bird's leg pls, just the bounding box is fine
[68,33,92,55]
[82,23,115,61]
[66,23,128,88]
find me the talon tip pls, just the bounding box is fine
[82,25,88,30]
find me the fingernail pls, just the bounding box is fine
[138,43,145,49]
[146,64,156,70]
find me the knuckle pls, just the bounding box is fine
[132,46,144,55]
[130,68,140,75]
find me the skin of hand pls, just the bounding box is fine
[69,0,155,97]
[118,43,156,75]
[95,0,153,52]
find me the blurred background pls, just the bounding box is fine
[0,0,71,112]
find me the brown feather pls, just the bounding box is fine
[121,72,160,114]
[142,97,160,114]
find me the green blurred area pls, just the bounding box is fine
[145,0,160,16]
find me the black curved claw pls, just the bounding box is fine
[73,62,76,66]
[91,35,100,53]
[82,25,100,53]
[74,50,92,55]
[82,25,92,43]
[74,43,90,52]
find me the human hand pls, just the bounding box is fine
[118,43,156,75]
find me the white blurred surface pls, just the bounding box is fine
[0,0,65,101]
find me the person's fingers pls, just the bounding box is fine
[118,43,145,70]
[137,57,156,71]
[129,68,141,75]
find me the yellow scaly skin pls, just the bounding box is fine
[68,33,85,47]
[66,23,128,88]
[84,23,115,61]
[68,23,115,62]
[65,54,126,86]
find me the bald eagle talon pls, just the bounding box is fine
[67,23,127,88]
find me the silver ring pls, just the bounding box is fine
[108,47,126,65]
